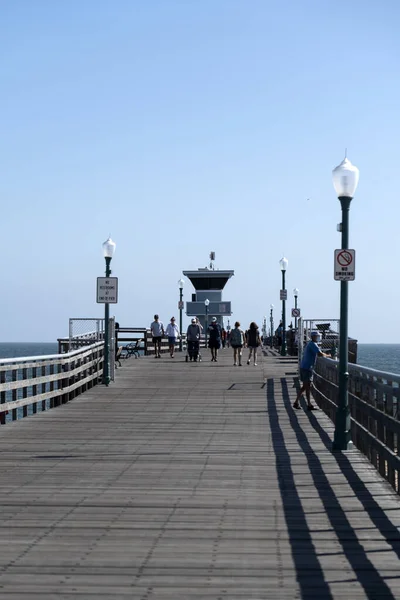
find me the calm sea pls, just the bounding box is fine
[0,342,58,359]
[0,342,399,375]
[357,344,400,374]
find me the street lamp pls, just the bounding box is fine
[270,304,274,349]
[263,315,267,346]
[178,278,184,352]
[279,257,288,356]
[332,156,359,452]
[293,288,299,330]
[204,299,210,348]
[102,237,116,386]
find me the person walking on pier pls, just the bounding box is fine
[150,314,164,358]
[186,318,201,361]
[165,317,179,358]
[293,331,330,410]
[245,322,261,366]
[230,321,245,366]
[208,317,222,362]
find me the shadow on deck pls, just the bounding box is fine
[0,349,398,598]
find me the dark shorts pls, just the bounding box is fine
[168,337,176,346]
[152,336,162,344]
[208,340,221,349]
[231,344,243,349]
[300,368,313,383]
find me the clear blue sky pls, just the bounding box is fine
[1,0,399,343]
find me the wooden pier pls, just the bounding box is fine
[0,348,400,598]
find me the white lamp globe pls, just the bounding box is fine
[102,237,116,258]
[279,257,288,271]
[332,158,359,199]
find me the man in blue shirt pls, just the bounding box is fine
[293,331,330,411]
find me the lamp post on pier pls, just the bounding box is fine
[178,278,184,352]
[102,237,116,386]
[279,257,288,356]
[204,299,210,348]
[332,156,359,452]
[263,316,267,346]
[293,288,299,330]
[270,304,274,349]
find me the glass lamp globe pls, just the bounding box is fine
[332,158,359,199]
[102,237,116,258]
[279,257,288,271]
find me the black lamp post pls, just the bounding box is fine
[332,157,359,452]
[102,237,116,386]
[178,278,184,352]
[204,299,210,348]
[279,257,288,356]
[293,288,299,331]
[270,304,274,349]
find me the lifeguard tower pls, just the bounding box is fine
[183,252,234,331]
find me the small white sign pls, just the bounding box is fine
[292,308,300,318]
[178,300,184,310]
[280,290,287,300]
[97,277,118,303]
[334,249,355,281]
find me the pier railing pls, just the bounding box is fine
[314,358,400,493]
[0,342,104,425]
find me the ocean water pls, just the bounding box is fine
[0,342,58,360]
[357,344,400,374]
[0,342,399,375]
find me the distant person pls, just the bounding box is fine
[115,322,120,359]
[245,322,261,366]
[150,314,164,358]
[230,321,245,366]
[276,321,283,348]
[293,331,330,411]
[186,318,201,362]
[208,317,222,362]
[165,317,179,358]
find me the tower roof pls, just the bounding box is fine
[182,269,234,291]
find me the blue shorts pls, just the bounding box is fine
[168,337,176,346]
[300,368,313,383]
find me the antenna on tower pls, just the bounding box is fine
[209,251,215,270]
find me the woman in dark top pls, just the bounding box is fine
[245,322,261,366]
[208,317,222,362]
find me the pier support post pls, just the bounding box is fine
[101,237,116,387]
[178,279,184,352]
[333,196,353,451]
[279,258,288,356]
[331,156,359,452]
[270,305,274,349]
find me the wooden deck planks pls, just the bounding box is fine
[0,349,399,598]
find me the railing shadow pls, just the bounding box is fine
[279,377,397,599]
[266,378,334,599]
[296,378,400,561]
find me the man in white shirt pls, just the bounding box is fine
[150,314,164,358]
[165,317,180,358]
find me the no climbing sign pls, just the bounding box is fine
[334,249,355,281]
